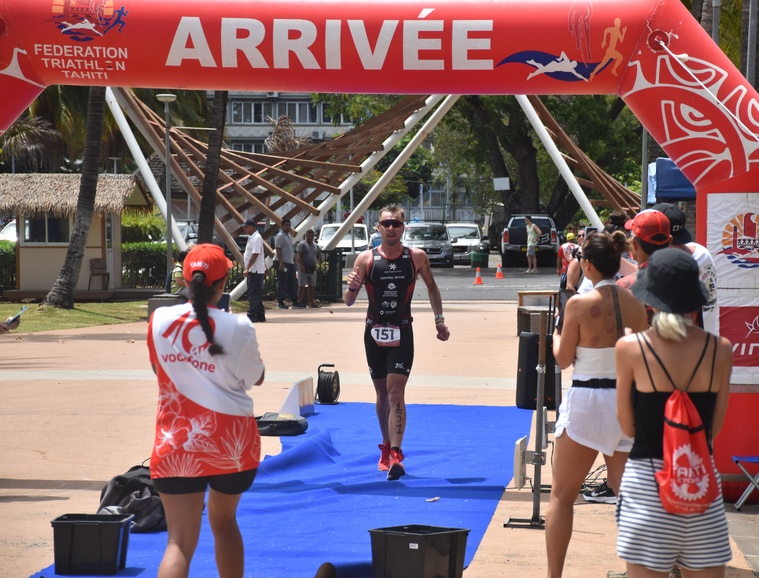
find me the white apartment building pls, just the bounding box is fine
[224,91,353,153]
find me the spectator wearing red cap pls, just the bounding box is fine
[617,210,672,290]
[147,243,266,578]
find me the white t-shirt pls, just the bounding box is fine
[687,242,719,335]
[244,230,266,275]
[149,303,265,416]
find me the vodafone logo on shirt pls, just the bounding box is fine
[160,310,218,372]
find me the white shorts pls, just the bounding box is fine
[554,386,632,456]
[616,458,731,572]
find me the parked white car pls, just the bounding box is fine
[0,220,17,242]
[446,222,486,264]
[317,223,369,253]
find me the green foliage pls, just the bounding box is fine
[316,94,403,125]
[429,119,501,215]
[121,211,166,243]
[0,240,16,291]
[122,242,172,288]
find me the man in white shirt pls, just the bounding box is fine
[242,218,267,323]
[652,203,719,334]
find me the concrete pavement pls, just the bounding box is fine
[0,300,756,577]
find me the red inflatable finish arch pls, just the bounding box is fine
[0,0,757,486]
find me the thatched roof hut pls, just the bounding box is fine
[0,174,148,217]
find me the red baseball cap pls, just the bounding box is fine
[625,210,672,246]
[183,243,233,286]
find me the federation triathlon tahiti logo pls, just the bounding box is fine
[718,212,759,269]
[670,444,711,502]
[52,0,128,42]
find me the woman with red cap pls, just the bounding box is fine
[147,243,265,578]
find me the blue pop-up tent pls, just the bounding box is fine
[647,157,697,204]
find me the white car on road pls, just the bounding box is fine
[446,222,487,264]
[317,223,369,253]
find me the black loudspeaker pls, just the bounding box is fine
[516,332,557,410]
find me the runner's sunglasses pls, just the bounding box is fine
[379,219,404,228]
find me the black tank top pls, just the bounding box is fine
[629,332,718,459]
[364,247,417,327]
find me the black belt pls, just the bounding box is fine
[572,378,616,389]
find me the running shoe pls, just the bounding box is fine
[292,303,307,309]
[378,443,391,471]
[387,449,406,481]
[583,480,617,504]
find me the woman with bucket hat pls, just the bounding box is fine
[615,248,733,576]
[147,243,266,578]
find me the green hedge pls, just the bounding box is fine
[0,241,331,300]
[0,241,16,292]
[122,242,174,288]
[121,243,276,296]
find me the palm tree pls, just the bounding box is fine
[197,90,227,244]
[0,116,60,173]
[44,86,107,308]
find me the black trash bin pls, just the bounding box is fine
[369,524,469,578]
[316,250,344,302]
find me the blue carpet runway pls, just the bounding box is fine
[33,403,532,578]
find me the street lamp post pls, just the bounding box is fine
[156,93,177,289]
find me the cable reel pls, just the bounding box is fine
[316,363,340,404]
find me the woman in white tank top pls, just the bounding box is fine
[545,231,648,578]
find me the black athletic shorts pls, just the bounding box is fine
[364,325,414,379]
[153,468,257,495]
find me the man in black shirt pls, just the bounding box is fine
[344,205,450,480]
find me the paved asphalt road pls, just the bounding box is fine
[346,253,560,302]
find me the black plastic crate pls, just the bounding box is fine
[51,513,134,575]
[369,524,469,578]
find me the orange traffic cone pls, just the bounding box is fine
[473,267,484,285]
[495,263,504,279]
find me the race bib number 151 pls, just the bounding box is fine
[371,325,400,347]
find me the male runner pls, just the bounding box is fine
[344,205,450,480]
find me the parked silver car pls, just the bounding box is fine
[402,222,454,267]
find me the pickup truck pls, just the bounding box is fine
[500,214,559,267]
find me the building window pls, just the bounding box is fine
[22,215,71,244]
[229,101,276,125]
[232,142,265,153]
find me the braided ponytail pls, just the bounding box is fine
[189,272,225,356]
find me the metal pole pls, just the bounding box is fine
[105,89,185,251]
[749,0,757,87]
[156,93,177,287]
[350,187,355,254]
[641,129,649,210]
[419,183,424,221]
[531,312,547,523]
[712,0,721,44]
[164,104,172,279]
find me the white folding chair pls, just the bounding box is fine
[732,455,759,511]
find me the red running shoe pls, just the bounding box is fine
[387,449,406,481]
[378,443,391,471]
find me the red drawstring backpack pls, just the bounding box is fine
[656,389,719,514]
[638,332,719,515]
